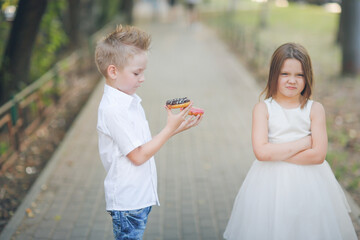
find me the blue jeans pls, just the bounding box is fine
[108,206,152,240]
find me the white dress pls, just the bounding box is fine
[223,98,357,240]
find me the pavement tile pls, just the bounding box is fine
[52,229,71,240]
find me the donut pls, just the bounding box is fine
[188,107,204,116]
[180,106,204,116]
[166,97,191,109]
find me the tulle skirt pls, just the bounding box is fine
[223,160,357,240]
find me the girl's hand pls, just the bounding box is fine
[301,135,312,150]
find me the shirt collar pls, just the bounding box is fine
[104,84,141,109]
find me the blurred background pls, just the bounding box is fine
[199,0,360,212]
[0,0,359,235]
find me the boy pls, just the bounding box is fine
[95,25,202,239]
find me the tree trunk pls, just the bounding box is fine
[259,1,270,29]
[98,0,110,26]
[341,0,360,75]
[67,0,81,49]
[120,0,134,24]
[335,4,343,45]
[228,0,239,12]
[0,0,48,104]
[80,0,98,35]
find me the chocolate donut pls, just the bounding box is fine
[166,97,191,109]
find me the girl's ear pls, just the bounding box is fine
[107,65,117,80]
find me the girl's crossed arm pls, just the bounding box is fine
[252,102,312,162]
[284,102,328,165]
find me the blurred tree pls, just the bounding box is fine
[0,0,131,104]
[76,0,99,35]
[335,4,343,45]
[341,0,360,75]
[67,0,81,49]
[120,0,133,24]
[0,0,48,104]
[228,0,239,12]
[259,0,270,29]
[30,1,68,80]
[97,0,111,26]
[98,0,124,27]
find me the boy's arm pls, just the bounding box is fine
[284,102,328,165]
[127,104,202,166]
[252,102,311,162]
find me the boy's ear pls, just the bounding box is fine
[107,65,117,80]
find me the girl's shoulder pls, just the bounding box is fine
[253,101,269,119]
[310,101,324,111]
[310,101,326,119]
[253,101,267,110]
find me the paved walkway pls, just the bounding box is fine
[1,18,359,240]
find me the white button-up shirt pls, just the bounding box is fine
[97,84,159,211]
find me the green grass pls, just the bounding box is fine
[0,141,10,156]
[269,4,337,33]
[202,2,342,85]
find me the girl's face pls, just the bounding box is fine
[276,58,305,100]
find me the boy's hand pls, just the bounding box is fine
[173,113,203,135]
[165,102,192,132]
[165,102,203,135]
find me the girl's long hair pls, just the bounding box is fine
[260,43,313,108]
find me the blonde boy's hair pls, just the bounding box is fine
[95,25,151,77]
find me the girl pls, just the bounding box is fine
[223,43,357,240]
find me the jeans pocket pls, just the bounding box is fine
[127,208,144,217]
[109,207,152,239]
[125,207,151,231]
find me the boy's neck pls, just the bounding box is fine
[105,78,115,88]
[105,80,128,95]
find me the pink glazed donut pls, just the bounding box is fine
[188,107,204,116]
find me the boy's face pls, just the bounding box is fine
[113,52,148,95]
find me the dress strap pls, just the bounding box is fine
[303,99,313,117]
[264,98,273,116]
